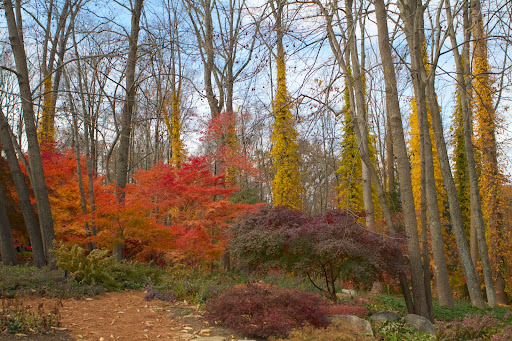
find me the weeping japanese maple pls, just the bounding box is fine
[87,157,253,263]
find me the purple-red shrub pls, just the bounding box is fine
[229,206,403,299]
[205,282,330,338]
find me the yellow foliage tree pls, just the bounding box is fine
[270,41,303,210]
[409,98,447,217]
[38,75,55,149]
[162,90,185,167]
[472,9,506,302]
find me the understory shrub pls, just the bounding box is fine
[436,314,502,340]
[0,265,103,299]
[0,298,61,334]
[373,319,434,341]
[145,265,245,304]
[205,282,330,339]
[52,243,161,290]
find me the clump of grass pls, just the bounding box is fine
[0,298,61,334]
[271,323,373,341]
[0,265,103,299]
[147,265,246,304]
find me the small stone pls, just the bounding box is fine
[370,311,402,323]
[177,333,196,339]
[194,337,227,341]
[404,314,436,335]
[331,314,374,337]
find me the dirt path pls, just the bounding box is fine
[1,291,246,341]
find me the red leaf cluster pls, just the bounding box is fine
[205,282,330,339]
[35,148,254,263]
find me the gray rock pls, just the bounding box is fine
[194,337,227,341]
[370,311,402,323]
[331,314,374,337]
[404,314,436,335]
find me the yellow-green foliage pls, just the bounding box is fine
[408,97,447,216]
[472,14,504,271]
[170,90,185,167]
[450,92,470,235]
[336,87,363,212]
[162,92,185,167]
[270,45,303,210]
[38,75,55,147]
[52,243,119,289]
[336,76,380,221]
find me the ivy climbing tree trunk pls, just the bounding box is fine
[470,0,506,306]
[404,0,487,308]
[269,0,303,210]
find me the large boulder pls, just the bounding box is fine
[370,311,402,323]
[404,314,436,335]
[331,314,374,337]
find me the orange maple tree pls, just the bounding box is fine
[39,149,254,263]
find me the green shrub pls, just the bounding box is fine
[52,243,162,291]
[52,243,120,289]
[205,282,330,339]
[147,265,246,304]
[0,298,61,334]
[373,319,434,341]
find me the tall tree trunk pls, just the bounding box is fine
[470,0,503,306]
[374,0,430,317]
[345,0,375,230]
[3,0,55,264]
[420,149,434,319]
[443,0,492,307]
[0,107,45,267]
[416,86,454,308]
[115,0,144,261]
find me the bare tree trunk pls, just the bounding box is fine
[374,0,430,317]
[115,0,144,261]
[0,185,17,265]
[345,0,375,230]
[444,0,495,307]
[0,107,46,267]
[420,152,434,319]
[417,84,454,308]
[461,0,480,272]
[3,0,55,264]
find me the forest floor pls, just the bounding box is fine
[0,291,246,341]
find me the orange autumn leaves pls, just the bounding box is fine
[40,150,254,263]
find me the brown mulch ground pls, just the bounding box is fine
[0,291,246,341]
